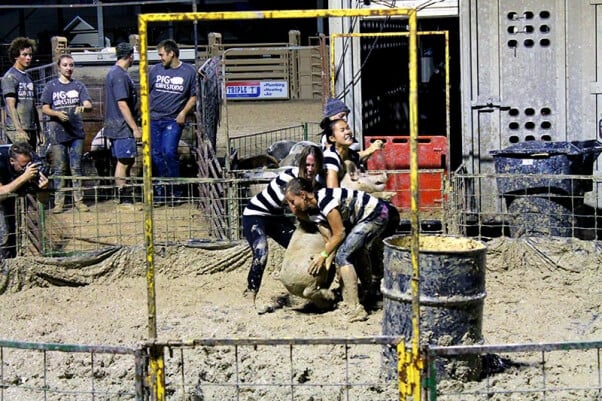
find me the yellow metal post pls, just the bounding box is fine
[137,8,419,401]
[138,14,164,401]
[408,8,423,401]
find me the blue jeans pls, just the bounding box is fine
[51,139,85,203]
[151,119,183,198]
[334,201,390,268]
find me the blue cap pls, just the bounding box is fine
[324,98,350,118]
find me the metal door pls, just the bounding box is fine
[459,0,598,213]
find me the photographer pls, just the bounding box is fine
[0,142,49,259]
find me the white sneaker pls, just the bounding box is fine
[75,202,90,212]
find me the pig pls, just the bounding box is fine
[340,160,387,193]
[277,225,337,310]
[267,140,298,162]
[278,141,321,167]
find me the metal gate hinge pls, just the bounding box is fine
[471,102,511,112]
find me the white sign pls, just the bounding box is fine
[226,81,289,99]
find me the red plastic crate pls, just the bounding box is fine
[364,135,447,170]
[384,171,445,211]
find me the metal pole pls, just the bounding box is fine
[138,13,166,401]
[95,0,105,47]
[408,8,422,401]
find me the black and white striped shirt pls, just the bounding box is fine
[323,144,361,182]
[310,187,380,226]
[243,168,325,217]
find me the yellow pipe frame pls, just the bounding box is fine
[138,8,419,401]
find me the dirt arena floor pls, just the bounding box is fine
[0,100,600,400]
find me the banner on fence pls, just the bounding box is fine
[226,81,289,99]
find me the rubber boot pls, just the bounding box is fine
[338,264,368,322]
[52,192,65,214]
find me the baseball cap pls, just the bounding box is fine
[324,98,350,118]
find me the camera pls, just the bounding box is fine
[16,156,52,195]
[29,155,52,178]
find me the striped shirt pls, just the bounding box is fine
[243,168,325,217]
[323,144,361,182]
[310,187,380,226]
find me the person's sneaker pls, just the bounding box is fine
[242,288,258,310]
[75,202,90,212]
[118,202,143,212]
[51,204,64,214]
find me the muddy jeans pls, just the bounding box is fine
[242,214,296,292]
[51,139,86,205]
[334,201,390,268]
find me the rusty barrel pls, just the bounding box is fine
[381,234,487,381]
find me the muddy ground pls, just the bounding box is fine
[0,101,600,400]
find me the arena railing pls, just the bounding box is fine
[425,340,602,400]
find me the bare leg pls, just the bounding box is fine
[114,159,131,188]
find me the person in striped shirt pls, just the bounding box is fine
[242,145,325,309]
[284,177,397,322]
[321,117,383,188]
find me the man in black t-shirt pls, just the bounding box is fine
[0,142,49,259]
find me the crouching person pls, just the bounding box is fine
[242,145,324,312]
[0,142,49,260]
[284,177,395,322]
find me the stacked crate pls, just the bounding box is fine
[364,135,447,211]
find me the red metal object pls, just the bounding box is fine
[384,171,445,211]
[363,136,447,210]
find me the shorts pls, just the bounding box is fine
[111,137,137,159]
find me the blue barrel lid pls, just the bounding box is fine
[490,140,602,157]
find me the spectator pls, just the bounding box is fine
[0,142,49,260]
[103,42,141,210]
[1,37,41,148]
[41,54,92,214]
[149,39,197,206]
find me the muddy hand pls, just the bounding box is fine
[37,171,49,189]
[57,111,69,122]
[371,139,384,151]
[307,254,325,276]
[24,162,40,181]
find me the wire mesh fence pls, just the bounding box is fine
[1,338,600,401]
[425,340,602,401]
[0,340,142,401]
[13,166,602,257]
[228,123,321,161]
[15,175,248,256]
[153,337,403,401]
[448,168,602,241]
